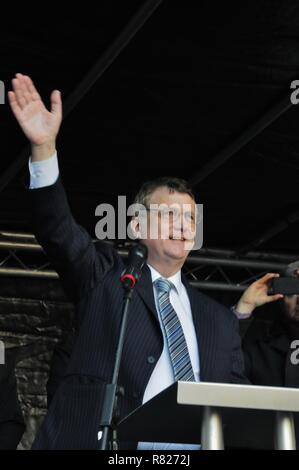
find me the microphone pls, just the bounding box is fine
[120,243,148,290]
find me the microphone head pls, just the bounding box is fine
[120,243,148,289]
[127,242,148,269]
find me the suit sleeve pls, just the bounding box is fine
[25,172,116,303]
[230,315,251,384]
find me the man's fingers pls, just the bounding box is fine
[258,272,280,284]
[12,77,27,110]
[50,90,62,118]
[266,293,284,303]
[15,74,30,104]
[21,74,34,102]
[24,75,41,101]
[16,74,36,105]
[8,91,23,120]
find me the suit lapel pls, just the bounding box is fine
[135,264,159,324]
[182,273,217,382]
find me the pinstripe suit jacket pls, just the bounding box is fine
[26,175,248,450]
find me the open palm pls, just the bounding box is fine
[8,73,62,146]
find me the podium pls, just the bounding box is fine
[117,382,299,450]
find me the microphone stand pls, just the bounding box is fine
[98,284,134,450]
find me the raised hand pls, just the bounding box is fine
[8,74,62,156]
[236,273,284,316]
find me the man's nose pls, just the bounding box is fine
[172,215,184,230]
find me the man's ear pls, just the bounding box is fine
[128,217,141,240]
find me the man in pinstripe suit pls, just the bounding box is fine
[9,74,249,450]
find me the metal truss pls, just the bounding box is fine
[1,230,297,292]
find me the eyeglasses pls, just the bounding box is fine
[145,206,195,223]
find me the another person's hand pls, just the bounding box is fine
[8,73,62,161]
[236,273,284,316]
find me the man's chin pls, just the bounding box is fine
[164,240,191,259]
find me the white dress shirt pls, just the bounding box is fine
[28,152,59,188]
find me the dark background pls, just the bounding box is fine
[1,0,299,448]
[1,0,299,252]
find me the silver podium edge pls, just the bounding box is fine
[177,382,299,450]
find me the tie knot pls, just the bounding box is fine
[154,278,172,294]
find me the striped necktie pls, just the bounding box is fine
[154,277,195,382]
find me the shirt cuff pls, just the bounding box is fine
[28,151,59,189]
[231,305,252,320]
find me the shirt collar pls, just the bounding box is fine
[147,263,182,296]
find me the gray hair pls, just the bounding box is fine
[134,176,195,207]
